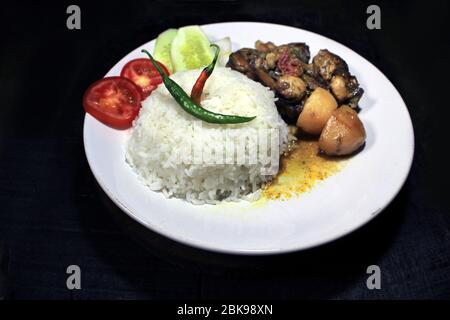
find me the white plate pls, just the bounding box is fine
[83,22,414,254]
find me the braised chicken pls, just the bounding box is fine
[313,49,364,109]
[227,40,366,156]
[227,41,364,123]
[277,75,307,101]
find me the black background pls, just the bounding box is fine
[0,0,449,299]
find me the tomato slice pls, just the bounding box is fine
[120,58,169,99]
[83,77,142,129]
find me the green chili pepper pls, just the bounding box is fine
[141,49,256,124]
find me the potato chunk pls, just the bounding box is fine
[319,105,366,156]
[296,87,338,134]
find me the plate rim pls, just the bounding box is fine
[83,21,415,255]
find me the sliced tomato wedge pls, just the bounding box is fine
[83,77,142,129]
[120,58,169,99]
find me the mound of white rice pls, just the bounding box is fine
[126,67,288,204]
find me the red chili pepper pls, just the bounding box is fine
[190,44,220,105]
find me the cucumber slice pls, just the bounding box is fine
[154,28,178,73]
[212,37,232,66]
[170,25,214,72]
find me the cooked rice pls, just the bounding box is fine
[126,67,288,204]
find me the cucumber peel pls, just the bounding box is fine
[154,28,178,73]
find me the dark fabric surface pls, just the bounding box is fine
[0,0,449,299]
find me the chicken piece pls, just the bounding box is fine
[255,40,276,52]
[277,75,307,101]
[330,75,358,100]
[227,48,263,71]
[286,42,310,63]
[301,73,328,91]
[330,74,364,109]
[346,87,364,110]
[312,49,349,81]
[265,52,278,69]
[255,68,277,90]
[275,97,304,125]
[253,54,269,70]
[302,63,316,76]
[227,52,251,73]
[330,75,348,101]
[312,50,364,109]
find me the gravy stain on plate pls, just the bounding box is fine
[210,139,347,214]
[260,139,347,201]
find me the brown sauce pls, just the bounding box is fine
[261,139,347,200]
